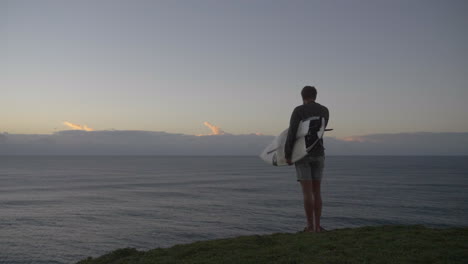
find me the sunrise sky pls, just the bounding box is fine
[2,0,467,138]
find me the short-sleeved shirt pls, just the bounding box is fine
[284,101,329,160]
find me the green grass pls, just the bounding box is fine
[77,225,468,264]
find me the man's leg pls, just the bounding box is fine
[311,179,322,232]
[300,180,314,231]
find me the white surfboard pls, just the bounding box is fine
[260,117,329,166]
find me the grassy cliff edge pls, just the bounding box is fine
[77,225,467,264]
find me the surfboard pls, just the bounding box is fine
[260,116,331,166]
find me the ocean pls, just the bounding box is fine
[0,156,467,264]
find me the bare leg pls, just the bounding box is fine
[300,180,314,231]
[312,180,322,232]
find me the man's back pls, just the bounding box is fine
[287,86,329,233]
[284,101,329,158]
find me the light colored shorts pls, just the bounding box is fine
[294,155,325,181]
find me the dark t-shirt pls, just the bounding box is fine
[284,101,329,160]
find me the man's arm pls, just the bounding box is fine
[324,107,329,128]
[284,107,300,163]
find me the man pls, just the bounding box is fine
[285,86,329,233]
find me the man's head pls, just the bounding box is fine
[301,86,317,103]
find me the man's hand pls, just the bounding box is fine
[286,159,293,166]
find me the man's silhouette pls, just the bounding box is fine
[285,86,329,232]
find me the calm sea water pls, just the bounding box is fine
[0,156,467,264]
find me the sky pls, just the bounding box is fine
[2,0,467,138]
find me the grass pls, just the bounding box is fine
[77,225,467,264]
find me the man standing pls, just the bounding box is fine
[285,86,329,233]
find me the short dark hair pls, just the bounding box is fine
[301,86,317,100]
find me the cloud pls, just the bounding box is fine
[198,122,227,136]
[63,121,94,131]
[341,136,370,143]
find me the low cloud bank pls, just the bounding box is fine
[328,132,468,155]
[0,131,467,156]
[0,130,271,155]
